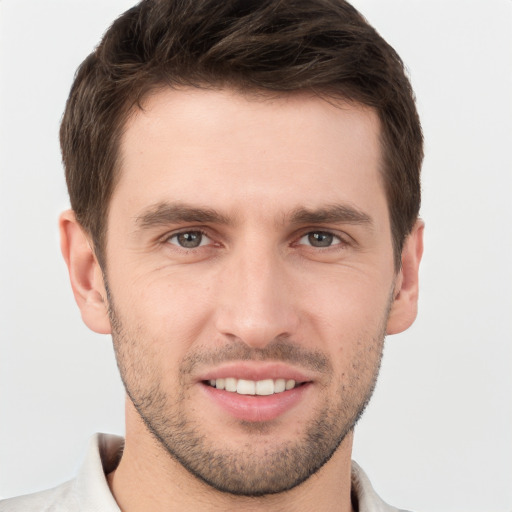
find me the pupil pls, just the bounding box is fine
[178,231,202,248]
[308,232,333,247]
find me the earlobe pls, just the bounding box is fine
[386,219,424,335]
[59,210,111,334]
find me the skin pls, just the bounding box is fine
[60,88,423,511]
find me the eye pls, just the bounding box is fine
[298,231,342,248]
[168,230,211,249]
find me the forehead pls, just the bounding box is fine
[114,87,386,224]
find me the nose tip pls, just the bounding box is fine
[213,255,299,349]
[219,311,296,350]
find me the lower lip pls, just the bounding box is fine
[200,382,311,422]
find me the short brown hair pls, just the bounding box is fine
[61,0,423,269]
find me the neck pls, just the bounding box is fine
[108,399,355,512]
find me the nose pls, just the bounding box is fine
[213,243,299,349]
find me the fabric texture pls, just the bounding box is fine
[0,434,409,511]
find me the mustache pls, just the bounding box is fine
[180,338,332,376]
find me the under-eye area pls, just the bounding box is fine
[204,378,307,396]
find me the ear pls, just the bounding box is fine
[59,210,111,334]
[386,219,424,335]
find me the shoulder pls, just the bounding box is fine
[0,433,123,512]
[0,480,77,512]
[351,461,412,512]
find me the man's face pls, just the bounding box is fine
[103,88,398,495]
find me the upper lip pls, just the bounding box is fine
[197,362,315,384]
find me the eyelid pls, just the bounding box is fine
[298,231,341,247]
[164,228,213,247]
[159,226,352,250]
[294,228,352,247]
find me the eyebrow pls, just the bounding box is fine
[134,201,373,231]
[289,204,373,227]
[135,202,232,229]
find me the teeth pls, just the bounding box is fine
[274,379,286,393]
[225,378,237,392]
[285,379,295,390]
[237,379,256,395]
[207,378,298,395]
[255,379,274,396]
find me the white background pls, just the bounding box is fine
[0,1,511,510]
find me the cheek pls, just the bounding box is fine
[298,269,393,332]
[110,268,218,357]
[294,270,391,387]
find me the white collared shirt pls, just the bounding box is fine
[0,434,408,512]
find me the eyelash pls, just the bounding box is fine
[296,231,345,249]
[165,229,213,249]
[163,228,350,251]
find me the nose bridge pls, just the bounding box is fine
[214,235,297,347]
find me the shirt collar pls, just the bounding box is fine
[77,433,403,512]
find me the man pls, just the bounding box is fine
[0,0,423,510]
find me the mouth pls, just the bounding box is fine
[196,360,317,421]
[204,377,305,396]
[198,365,314,422]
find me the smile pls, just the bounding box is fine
[206,378,300,395]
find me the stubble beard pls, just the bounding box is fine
[108,300,388,497]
